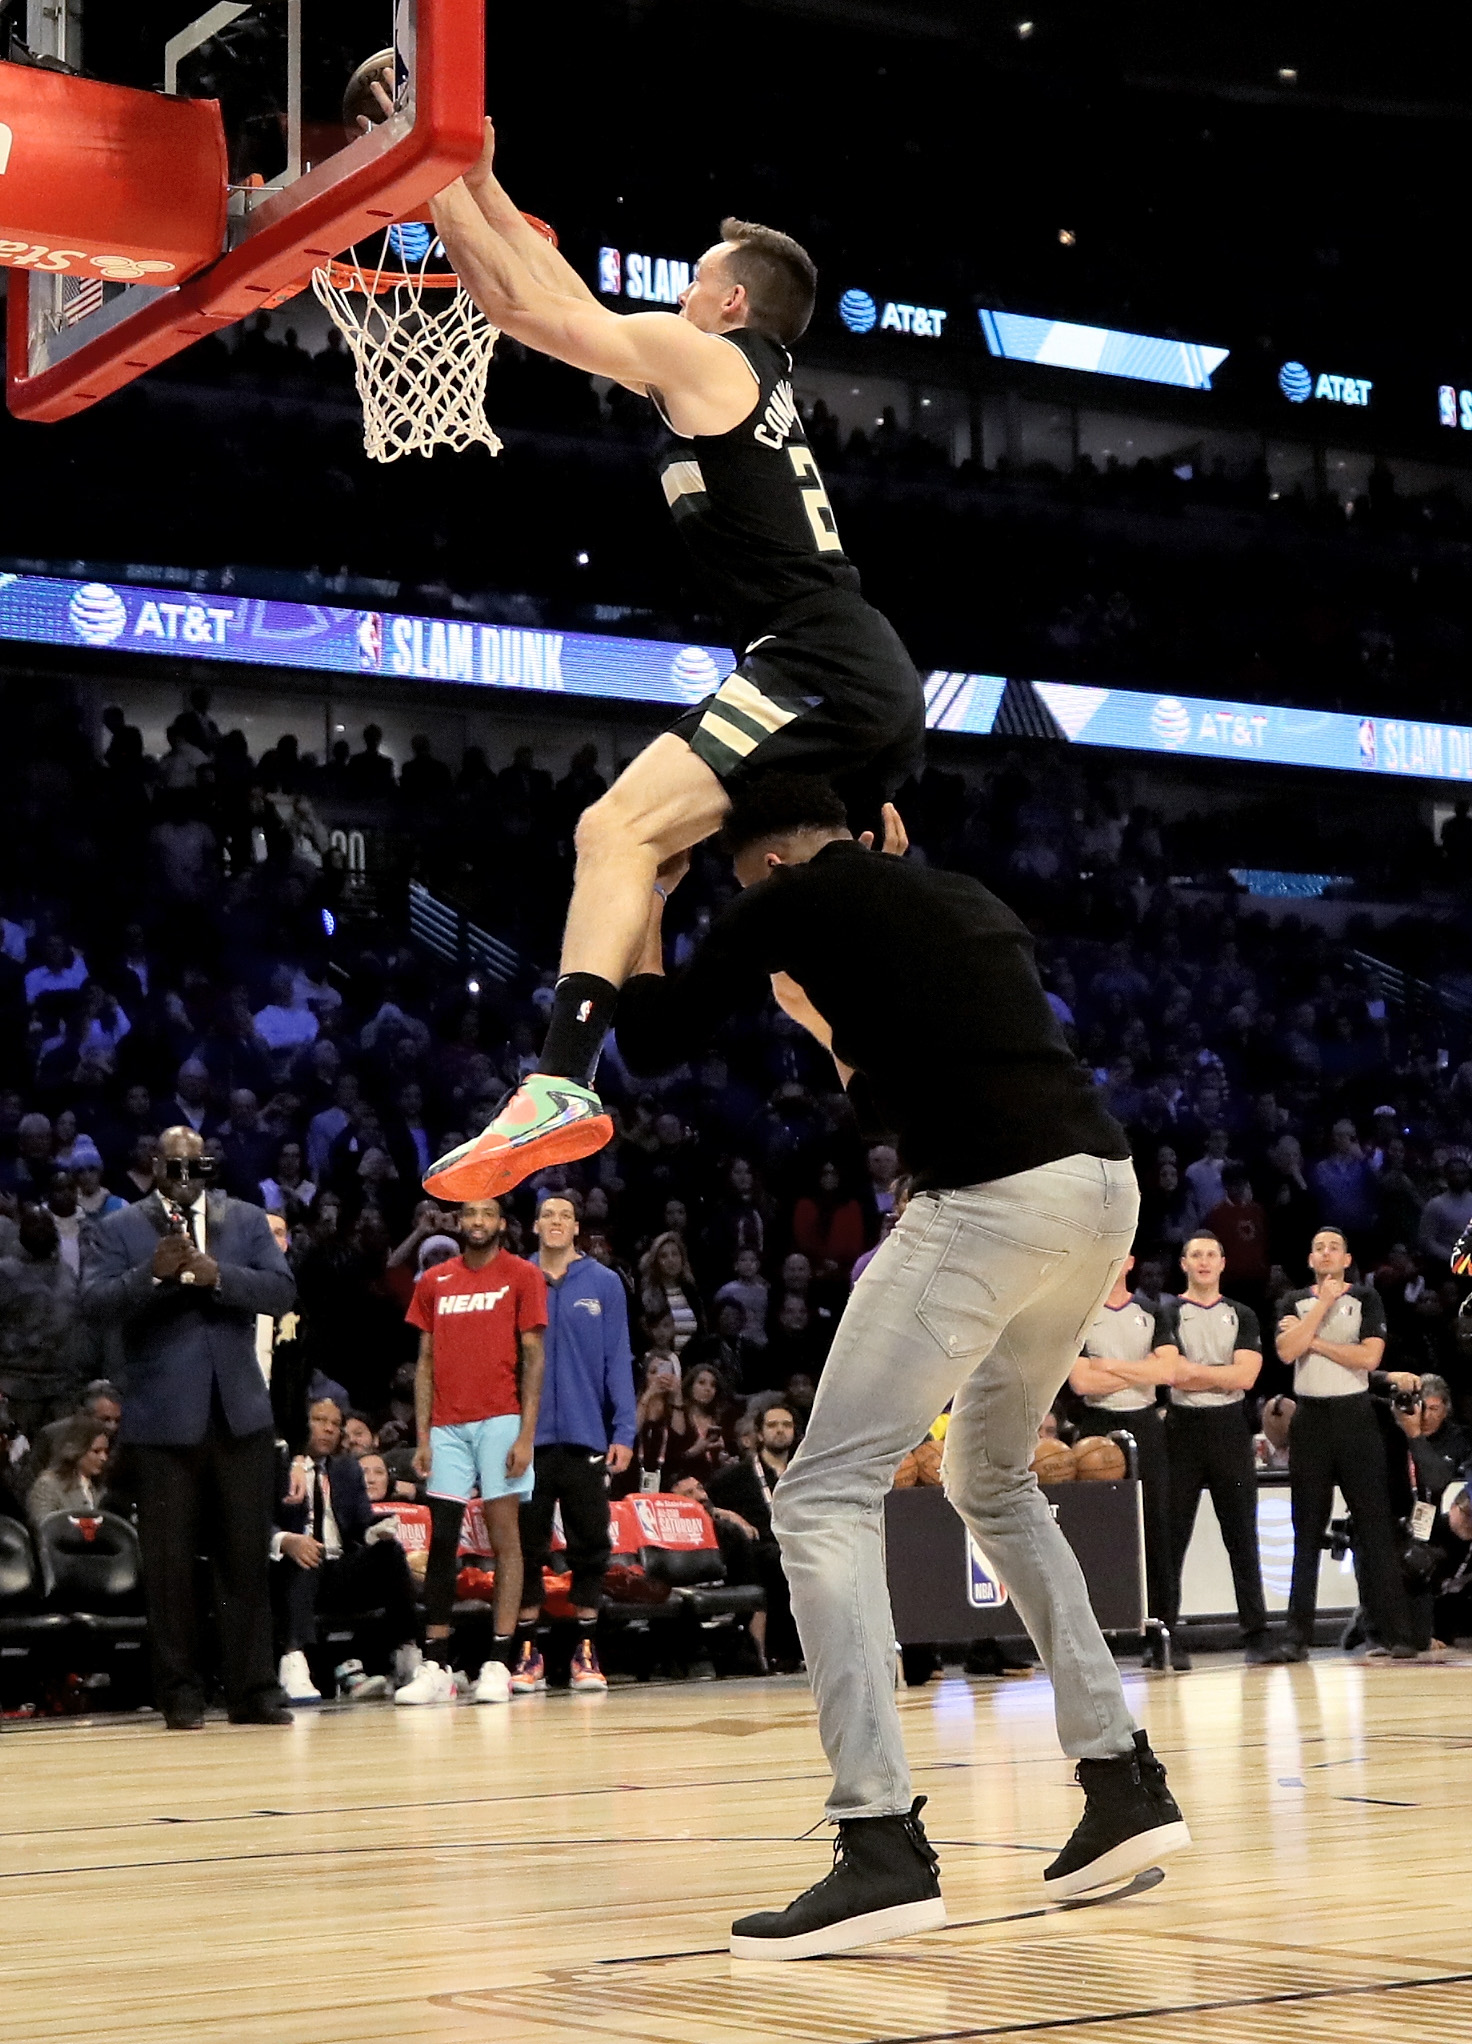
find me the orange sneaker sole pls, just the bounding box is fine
[422,1114,615,1202]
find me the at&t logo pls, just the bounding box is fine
[68,582,127,645]
[1150,697,1192,748]
[1279,359,1372,407]
[669,646,720,702]
[838,289,876,334]
[840,287,947,339]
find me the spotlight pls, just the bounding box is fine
[320,908,336,937]
[575,551,590,566]
[467,977,481,995]
[1057,228,1076,246]
[1277,66,1297,83]
[1016,19,1034,36]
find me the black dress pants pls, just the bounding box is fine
[1076,1402,1174,1623]
[1286,1394,1412,1650]
[280,1539,419,1656]
[519,1443,611,1613]
[134,1418,279,1714]
[1163,1402,1268,1638]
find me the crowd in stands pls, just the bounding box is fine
[5,668,1472,1700]
[5,313,1472,724]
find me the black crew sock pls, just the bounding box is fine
[514,1619,538,1655]
[489,1633,517,1666]
[535,973,618,1089]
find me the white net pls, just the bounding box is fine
[312,228,503,464]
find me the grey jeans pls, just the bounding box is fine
[772,1153,1141,1818]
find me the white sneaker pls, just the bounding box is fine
[472,1659,512,1705]
[393,1659,458,1706]
[335,1659,388,1701]
[392,1642,424,1690]
[278,1650,321,1704]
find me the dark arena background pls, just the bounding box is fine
[3,5,1472,2039]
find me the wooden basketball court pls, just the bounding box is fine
[5,1655,1471,2043]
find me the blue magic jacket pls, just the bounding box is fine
[532,1253,637,1452]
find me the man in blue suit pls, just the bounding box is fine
[81,1126,296,1729]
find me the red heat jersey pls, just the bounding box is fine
[405,1250,548,1426]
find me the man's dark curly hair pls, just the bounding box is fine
[719,772,850,857]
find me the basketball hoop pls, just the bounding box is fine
[312,212,558,464]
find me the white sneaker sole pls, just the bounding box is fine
[730,1896,945,1960]
[472,1689,511,1705]
[393,1689,457,1707]
[1043,1819,1191,1900]
[570,1678,608,1694]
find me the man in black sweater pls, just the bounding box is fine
[616,774,1190,1959]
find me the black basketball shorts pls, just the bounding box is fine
[666,594,926,805]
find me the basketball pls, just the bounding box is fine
[892,1450,920,1488]
[1073,1436,1127,1482]
[1030,1437,1077,1484]
[343,49,396,134]
[911,1437,945,1486]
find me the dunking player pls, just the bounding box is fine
[419,123,925,1202]
[613,774,1191,1958]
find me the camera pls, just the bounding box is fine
[1391,1387,1422,1415]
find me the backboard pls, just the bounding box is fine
[5,0,485,421]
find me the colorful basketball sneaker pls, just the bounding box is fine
[509,1641,546,1694]
[569,1639,607,1693]
[422,1074,614,1202]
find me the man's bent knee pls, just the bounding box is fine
[573,790,656,865]
[574,736,729,865]
[943,1455,1033,1524]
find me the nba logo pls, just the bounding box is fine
[965,1532,1009,1608]
[357,611,383,671]
[1357,717,1377,768]
[598,246,622,296]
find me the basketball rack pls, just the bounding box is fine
[4,0,487,423]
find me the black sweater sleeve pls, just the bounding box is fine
[615,886,787,1077]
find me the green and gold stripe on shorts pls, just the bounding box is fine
[690,673,802,773]
[660,459,707,509]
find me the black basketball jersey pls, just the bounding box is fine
[652,329,862,651]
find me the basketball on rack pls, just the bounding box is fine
[1030,1437,1077,1484]
[1073,1436,1128,1482]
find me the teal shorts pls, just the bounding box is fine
[427,1416,533,1503]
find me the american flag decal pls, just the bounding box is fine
[62,277,105,327]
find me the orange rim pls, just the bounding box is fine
[319,210,558,295]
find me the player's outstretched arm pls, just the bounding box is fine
[430,182,755,427]
[461,118,602,309]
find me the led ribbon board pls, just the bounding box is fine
[978,310,1229,391]
[1,572,1466,785]
[922,673,1472,784]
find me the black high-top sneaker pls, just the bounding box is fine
[1044,1730,1191,1900]
[731,1796,945,1959]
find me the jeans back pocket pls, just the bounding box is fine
[915,1226,1066,1360]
